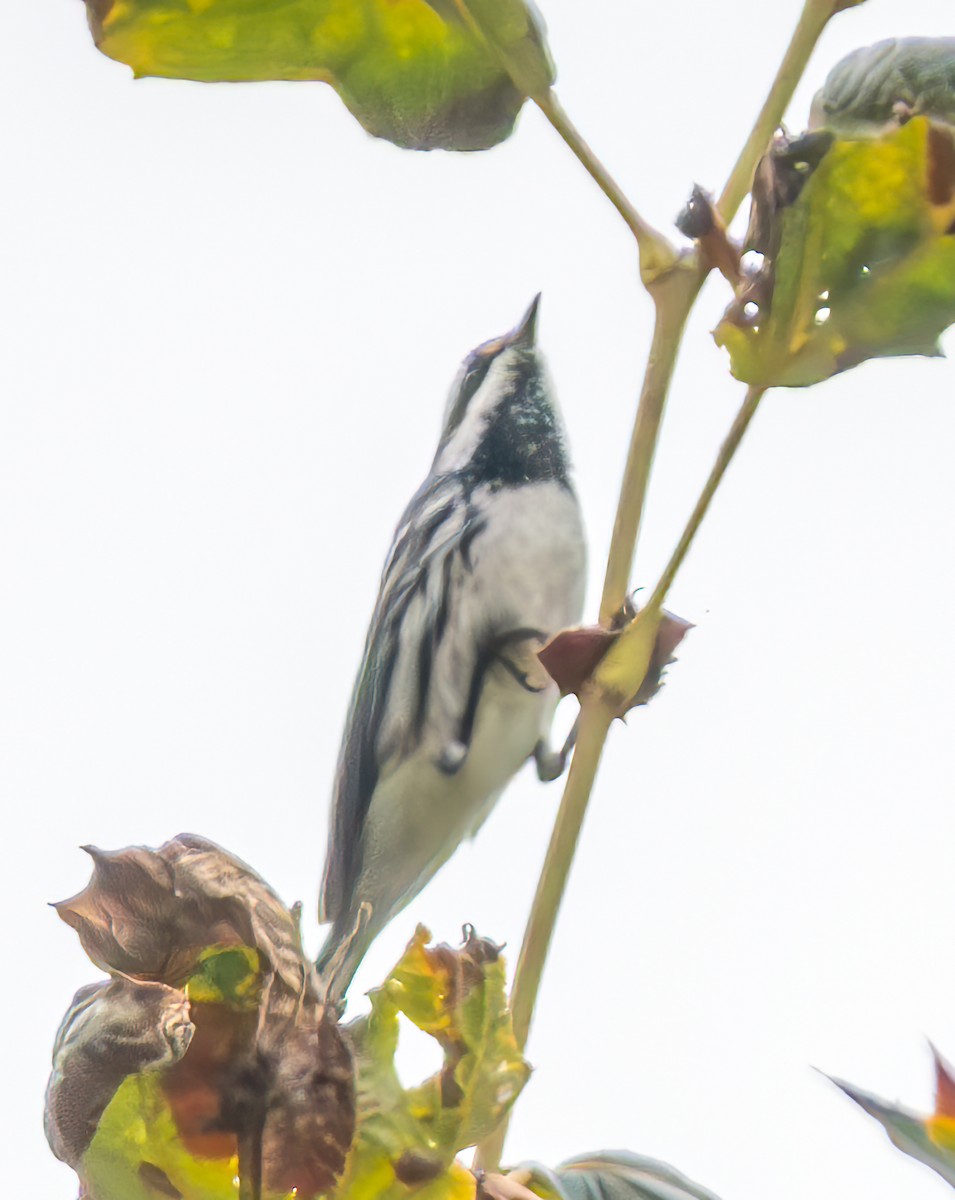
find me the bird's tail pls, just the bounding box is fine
[316,904,375,1009]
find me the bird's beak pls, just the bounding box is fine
[509,293,541,348]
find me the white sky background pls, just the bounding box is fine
[3,1,955,1197]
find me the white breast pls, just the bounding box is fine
[356,480,586,926]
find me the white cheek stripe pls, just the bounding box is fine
[434,353,518,474]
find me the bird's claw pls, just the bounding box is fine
[534,715,580,783]
[438,740,468,775]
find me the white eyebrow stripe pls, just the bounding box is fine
[433,350,520,475]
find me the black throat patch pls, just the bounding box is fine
[464,360,570,490]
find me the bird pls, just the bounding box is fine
[316,295,586,1002]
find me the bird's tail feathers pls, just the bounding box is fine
[316,902,374,1009]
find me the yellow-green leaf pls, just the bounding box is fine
[83,1074,245,1200]
[84,0,555,150]
[339,925,529,1200]
[715,118,955,387]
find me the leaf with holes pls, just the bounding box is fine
[83,0,554,151]
[714,118,955,387]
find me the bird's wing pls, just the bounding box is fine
[319,473,486,926]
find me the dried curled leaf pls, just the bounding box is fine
[54,833,306,993]
[45,979,194,1167]
[715,118,955,387]
[83,0,554,151]
[539,609,692,717]
[49,841,523,1200]
[48,834,356,1200]
[810,38,955,136]
[830,1046,955,1188]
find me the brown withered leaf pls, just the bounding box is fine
[156,991,356,1197]
[45,978,194,1167]
[676,185,742,287]
[160,995,258,1161]
[931,1043,955,1120]
[257,998,357,1196]
[50,835,357,1200]
[538,610,692,713]
[54,833,306,994]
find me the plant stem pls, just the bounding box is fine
[533,90,678,280]
[472,696,613,1172]
[509,699,614,1047]
[474,0,858,1174]
[646,385,767,612]
[718,0,841,222]
[598,271,697,624]
[237,1129,263,1200]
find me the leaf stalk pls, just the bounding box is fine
[533,90,681,284]
[645,385,767,613]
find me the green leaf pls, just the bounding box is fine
[831,1074,955,1189]
[340,925,530,1200]
[714,118,955,387]
[555,1153,724,1200]
[83,0,555,150]
[504,1152,723,1200]
[810,38,955,136]
[84,1073,246,1200]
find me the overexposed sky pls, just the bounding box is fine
[3,2,955,1198]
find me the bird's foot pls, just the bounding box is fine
[534,716,580,783]
[438,740,468,775]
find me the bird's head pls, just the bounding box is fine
[432,295,569,488]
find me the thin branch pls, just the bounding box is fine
[598,271,697,625]
[718,0,844,223]
[533,90,679,281]
[449,0,677,278]
[646,385,767,612]
[472,697,614,1172]
[237,1127,263,1200]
